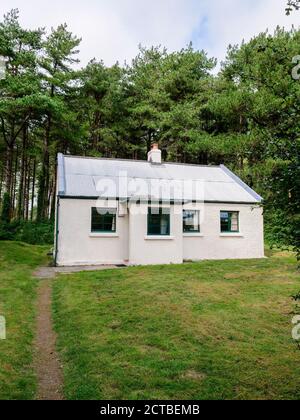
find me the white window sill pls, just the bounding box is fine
[183,233,204,237]
[90,233,119,238]
[144,236,175,241]
[220,233,244,237]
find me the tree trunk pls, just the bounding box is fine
[37,115,51,221]
[4,142,15,221]
[31,159,36,221]
[11,146,19,218]
[17,125,27,220]
[5,144,14,201]
[25,157,30,220]
[0,163,4,201]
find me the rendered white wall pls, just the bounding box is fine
[128,203,183,265]
[183,203,264,260]
[56,199,129,266]
[56,199,264,266]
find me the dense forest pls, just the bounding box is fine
[0,8,299,259]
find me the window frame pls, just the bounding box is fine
[220,211,240,233]
[147,207,171,236]
[91,207,117,233]
[183,209,201,233]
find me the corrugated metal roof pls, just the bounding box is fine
[58,154,263,203]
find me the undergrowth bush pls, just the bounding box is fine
[0,220,54,245]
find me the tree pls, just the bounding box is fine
[286,0,300,14]
[37,24,81,221]
[124,46,168,157]
[78,60,126,157]
[124,45,216,161]
[0,9,44,220]
[157,45,216,162]
[219,28,300,262]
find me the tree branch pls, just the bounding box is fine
[12,114,31,143]
[286,0,300,14]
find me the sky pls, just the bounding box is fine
[0,0,299,70]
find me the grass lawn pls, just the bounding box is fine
[53,250,300,400]
[0,242,48,400]
[0,241,299,400]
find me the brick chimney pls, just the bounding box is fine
[147,143,162,164]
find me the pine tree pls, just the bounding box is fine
[37,24,81,221]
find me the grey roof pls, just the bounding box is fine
[57,154,263,204]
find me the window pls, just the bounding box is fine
[183,210,200,233]
[91,208,117,233]
[220,211,239,233]
[148,207,170,236]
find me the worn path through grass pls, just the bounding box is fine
[33,279,63,400]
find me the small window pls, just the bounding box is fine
[91,208,117,233]
[220,211,239,233]
[148,207,170,236]
[183,210,200,233]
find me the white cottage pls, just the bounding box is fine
[54,145,264,266]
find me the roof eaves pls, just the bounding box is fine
[58,195,261,205]
[220,165,263,203]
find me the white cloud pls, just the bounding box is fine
[197,0,299,69]
[0,0,299,69]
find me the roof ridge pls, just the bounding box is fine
[64,172,236,183]
[62,154,221,169]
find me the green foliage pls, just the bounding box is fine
[123,45,216,159]
[219,29,300,261]
[286,0,300,14]
[0,220,54,245]
[37,23,82,222]
[78,60,126,156]
[0,9,45,119]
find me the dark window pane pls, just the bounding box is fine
[148,208,170,236]
[221,211,230,232]
[220,211,239,233]
[91,208,117,232]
